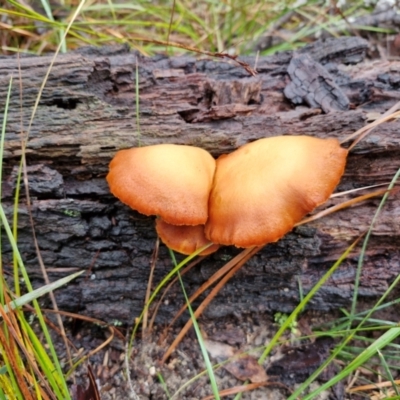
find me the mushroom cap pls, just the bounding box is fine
[155,219,220,256]
[205,136,348,247]
[107,144,216,226]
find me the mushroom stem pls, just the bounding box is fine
[155,219,219,256]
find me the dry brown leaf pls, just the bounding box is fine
[204,339,267,383]
[223,354,268,383]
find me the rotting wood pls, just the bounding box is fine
[0,37,399,324]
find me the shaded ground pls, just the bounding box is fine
[66,312,315,399]
[50,307,375,399]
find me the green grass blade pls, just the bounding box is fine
[18,318,66,397]
[0,76,13,303]
[302,327,400,400]
[289,269,400,400]
[135,56,141,146]
[259,237,358,364]
[288,166,400,399]
[129,243,212,349]
[157,372,171,398]
[350,167,400,323]
[378,350,400,396]
[0,204,71,398]
[0,76,12,202]
[171,250,220,400]
[4,270,84,313]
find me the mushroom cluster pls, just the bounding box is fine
[107,136,348,255]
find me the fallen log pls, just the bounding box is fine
[0,37,399,324]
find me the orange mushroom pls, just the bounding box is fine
[155,219,219,256]
[106,144,216,226]
[205,136,348,248]
[107,144,219,255]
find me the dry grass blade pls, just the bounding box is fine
[201,381,292,400]
[149,256,205,332]
[166,248,255,331]
[0,322,33,400]
[162,246,261,363]
[341,105,400,149]
[299,188,394,225]
[143,237,159,331]
[347,378,400,394]
[166,0,176,47]
[72,365,101,400]
[330,183,393,198]
[41,309,123,368]
[130,36,257,75]
[22,163,75,370]
[86,364,101,400]
[0,305,54,399]
[16,51,75,382]
[28,307,124,377]
[28,307,124,340]
[75,326,115,369]
[0,21,40,40]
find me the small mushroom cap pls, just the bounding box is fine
[155,219,220,256]
[107,144,216,226]
[205,136,348,247]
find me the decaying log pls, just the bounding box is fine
[0,37,399,324]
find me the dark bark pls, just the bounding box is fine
[0,37,399,324]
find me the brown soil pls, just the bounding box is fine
[59,309,353,400]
